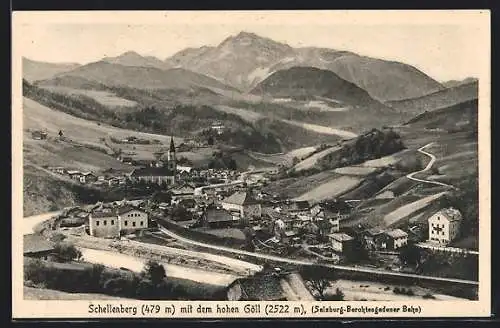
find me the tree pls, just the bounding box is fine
[398,244,421,267]
[301,265,334,300]
[58,130,64,138]
[53,242,82,262]
[142,260,166,286]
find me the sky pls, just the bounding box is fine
[14,11,490,82]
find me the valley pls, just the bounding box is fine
[20,30,481,303]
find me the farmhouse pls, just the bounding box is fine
[382,229,408,250]
[328,232,354,254]
[80,172,97,184]
[202,208,235,228]
[47,166,66,175]
[221,191,261,219]
[363,227,386,251]
[31,130,47,140]
[428,207,463,245]
[170,184,196,203]
[66,170,82,181]
[24,234,55,260]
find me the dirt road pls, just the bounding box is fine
[406,143,456,189]
[22,210,62,235]
[79,248,238,286]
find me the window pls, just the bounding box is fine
[96,221,99,226]
[133,222,136,227]
[104,220,107,226]
[140,221,143,226]
[111,220,115,225]
[124,221,128,226]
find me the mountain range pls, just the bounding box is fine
[24,31,456,103]
[22,31,478,153]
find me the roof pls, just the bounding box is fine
[90,210,116,218]
[24,234,55,254]
[169,136,176,152]
[222,191,258,206]
[116,205,146,216]
[385,229,408,239]
[313,200,351,214]
[432,207,463,222]
[328,232,354,242]
[286,200,310,211]
[205,209,234,223]
[365,227,386,236]
[66,170,81,175]
[129,167,174,177]
[230,274,287,301]
[171,185,195,195]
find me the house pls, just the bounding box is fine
[66,170,82,181]
[177,198,197,210]
[88,205,148,238]
[328,233,355,254]
[221,191,261,219]
[283,200,310,215]
[80,172,97,184]
[312,208,340,233]
[31,130,47,140]
[129,166,175,186]
[88,209,120,238]
[310,200,351,217]
[202,208,235,228]
[428,207,463,245]
[47,166,66,175]
[226,272,315,301]
[116,205,148,234]
[23,234,56,260]
[177,165,192,174]
[383,229,408,250]
[170,184,195,203]
[363,227,386,251]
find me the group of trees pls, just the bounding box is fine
[439,170,479,238]
[317,129,405,171]
[24,257,194,300]
[206,151,238,170]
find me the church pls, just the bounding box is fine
[128,136,177,186]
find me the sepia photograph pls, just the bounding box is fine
[12,10,490,318]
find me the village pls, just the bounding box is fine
[26,133,474,277]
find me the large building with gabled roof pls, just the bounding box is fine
[428,207,463,245]
[221,191,262,218]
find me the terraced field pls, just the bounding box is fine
[293,146,340,171]
[294,176,362,202]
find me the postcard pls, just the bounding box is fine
[12,10,491,319]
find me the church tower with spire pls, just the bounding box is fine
[167,136,177,172]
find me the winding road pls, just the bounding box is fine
[406,143,456,189]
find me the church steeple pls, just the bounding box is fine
[169,136,176,153]
[167,136,176,172]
